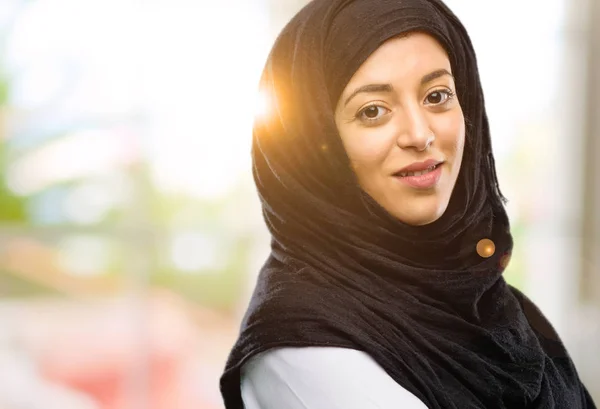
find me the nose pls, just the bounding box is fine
[395,104,434,151]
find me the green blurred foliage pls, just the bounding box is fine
[0,269,62,297]
[0,143,27,222]
[0,67,27,223]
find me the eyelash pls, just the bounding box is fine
[424,89,455,106]
[355,89,456,125]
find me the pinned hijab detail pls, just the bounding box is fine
[221,1,596,408]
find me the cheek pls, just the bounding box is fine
[341,129,392,175]
[435,111,465,160]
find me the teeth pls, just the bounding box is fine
[398,165,437,177]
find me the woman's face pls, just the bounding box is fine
[335,33,465,226]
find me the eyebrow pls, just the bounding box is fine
[343,68,454,107]
[421,68,453,86]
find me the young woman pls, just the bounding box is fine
[220,0,597,407]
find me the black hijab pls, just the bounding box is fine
[220,0,596,407]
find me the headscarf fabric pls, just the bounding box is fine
[220,0,596,407]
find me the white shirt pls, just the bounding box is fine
[240,347,428,409]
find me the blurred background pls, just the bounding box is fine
[0,0,598,408]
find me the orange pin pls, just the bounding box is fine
[499,252,511,269]
[476,238,495,258]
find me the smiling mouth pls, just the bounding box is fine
[395,163,442,178]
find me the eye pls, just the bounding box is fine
[424,89,455,105]
[356,104,390,123]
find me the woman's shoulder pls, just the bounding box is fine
[508,284,572,358]
[242,346,378,374]
[508,285,562,340]
[240,346,427,409]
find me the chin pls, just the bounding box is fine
[388,197,450,226]
[396,212,441,226]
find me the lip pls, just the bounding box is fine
[395,159,444,174]
[393,164,443,189]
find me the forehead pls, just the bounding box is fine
[346,32,451,84]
